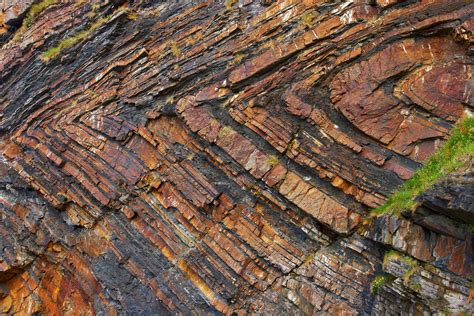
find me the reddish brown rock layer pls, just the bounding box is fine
[0,0,472,314]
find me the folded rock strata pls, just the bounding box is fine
[0,0,472,314]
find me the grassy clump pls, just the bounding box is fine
[410,282,421,292]
[372,116,474,215]
[384,250,418,267]
[13,0,59,40]
[370,274,388,295]
[41,14,112,61]
[29,0,58,16]
[287,138,298,152]
[383,250,420,283]
[27,0,59,27]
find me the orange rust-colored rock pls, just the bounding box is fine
[0,0,472,314]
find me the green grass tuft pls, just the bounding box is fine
[383,250,420,283]
[41,14,113,61]
[28,0,59,19]
[370,274,395,294]
[13,0,59,41]
[287,138,298,153]
[383,250,401,267]
[24,16,32,28]
[372,116,474,216]
[410,282,421,292]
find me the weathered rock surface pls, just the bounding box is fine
[0,0,472,314]
[417,167,474,224]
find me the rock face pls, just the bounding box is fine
[0,0,472,314]
[417,166,474,224]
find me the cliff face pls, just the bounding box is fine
[0,0,472,314]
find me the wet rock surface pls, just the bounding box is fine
[0,0,472,314]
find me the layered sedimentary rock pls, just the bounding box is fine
[0,0,472,314]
